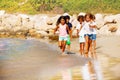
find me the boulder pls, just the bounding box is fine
[114,14,120,23]
[107,24,118,32]
[98,25,111,35]
[104,15,116,24]
[78,12,86,16]
[116,23,120,35]
[36,30,48,36]
[0,10,5,16]
[95,14,104,29]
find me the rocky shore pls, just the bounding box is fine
[0,10,120,39]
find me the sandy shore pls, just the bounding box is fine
[0,35,120,80]
[49,35,120,80]
[72,35,120,79]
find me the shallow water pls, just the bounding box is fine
[0,38,90,80]
[0,38,119,80]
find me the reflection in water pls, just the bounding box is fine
[82,60,103,80]
[59,60,103,80]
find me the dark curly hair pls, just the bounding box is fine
[77,15,84,22]
[56,16,66,26]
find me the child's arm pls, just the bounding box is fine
[66,25,70,34]
[76,24,82,37]
[54,25,59,34]
[77,29,79,37]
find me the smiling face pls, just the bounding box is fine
[85,15,91,22]
[60,18,65,25]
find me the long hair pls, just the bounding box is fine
[84,13,93,20]
[56,16,66,26]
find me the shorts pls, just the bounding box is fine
[79,35,85,43]
[92,34,96,40]
[59,36,68,41]
[66,35,71,45]
[85,34,92,40]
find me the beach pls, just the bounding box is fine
[0,33,119,80]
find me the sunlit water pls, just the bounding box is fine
[0,38,119,80]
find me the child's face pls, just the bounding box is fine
[66,19,69,23]
[79,19,83,23]
[61,18,65,24]
[85,16,91,22]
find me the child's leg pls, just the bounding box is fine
[67,45,70,51]
[85,35,89,58]
[58,41,62,49]
[88,38,92,58]
[93,40,96,52]
[80,43,85,56]
[62,40,66,53]
[66,35,71,51]
[80,43,82,55]
[83,42,85,56]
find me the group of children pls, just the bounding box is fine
[54,13,97,59]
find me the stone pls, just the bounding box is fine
[95,14,104,29]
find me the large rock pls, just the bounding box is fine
[116,23,120,35]
[30,15,48,30]
[78,12,86,16]
[114,14,120,23]
[104,15,116,24]
[1,14,22,30]
[22,18,34,29]
[107,24,118,32]
[95,14,104,29]
[98,25,111,35]
[0,10,5,16]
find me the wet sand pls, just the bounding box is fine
[50,35,120,80]
[0,35,120,80]
[0,38,90,80]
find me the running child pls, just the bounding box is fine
[54,16,70,55]
[90,15,97,59]
[76,15,85,56]
[83,13,94,58]
[65,15,72,52]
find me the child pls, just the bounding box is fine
[90,15,97,59]
[83,13,94,58]
[54,16,70,55]
[76,15,85,56]
[65,15,72,52]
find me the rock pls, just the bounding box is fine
[98,25,111,35]
[104,15,116,24]
[29,28,36,33]
[114,14,120,23]
[116,23,120,35]
[12,26,21,32]
[22,18,34,29]
[36,30,48,36]
[2,14,22,29]
[30,15,48,30]
[95,14,104,29]
[78,12,86,16]
[63,13,70,16]
[0,10,5,16]
[107,24,118,32]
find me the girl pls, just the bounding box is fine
[65,15,72,52]
[90,15,97,59]
[54,16,70,55]
[83,13,94,58]
[76,15,85,56]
